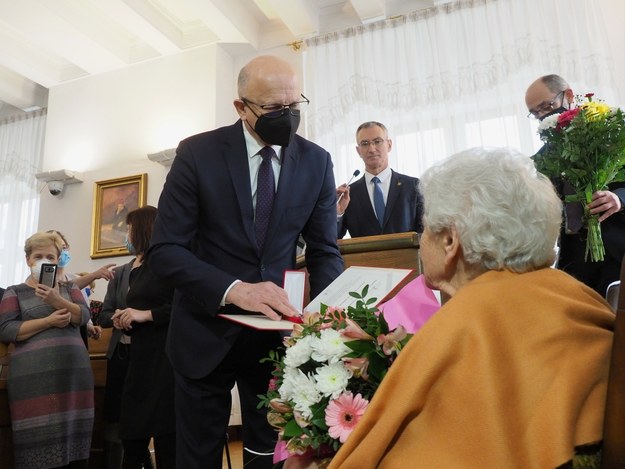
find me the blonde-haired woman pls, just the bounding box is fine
[0,231,94,468]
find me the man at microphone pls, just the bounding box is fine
[337,121,424,238]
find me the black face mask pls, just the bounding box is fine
[539,106,568,121]
[254,111,300,147]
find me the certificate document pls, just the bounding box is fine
[218,266,413,330]
[304,266,414,313]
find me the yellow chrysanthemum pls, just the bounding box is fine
[580,101,611,121]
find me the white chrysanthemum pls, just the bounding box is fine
[310,329,352,364]
[279,367,299,401]
[314,362,352,399]
[537,113,559,132]
[284,335,314,368]
[280,369,321,419]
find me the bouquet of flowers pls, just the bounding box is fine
[258,285,412,462]
[532,93,625,262]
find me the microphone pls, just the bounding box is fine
[337,169,361,204]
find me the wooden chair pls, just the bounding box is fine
[601,256,625,468]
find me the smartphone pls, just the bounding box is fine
[39,263,57,288]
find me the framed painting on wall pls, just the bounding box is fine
[90,174,147,258]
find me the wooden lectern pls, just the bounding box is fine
[297,232,421,304]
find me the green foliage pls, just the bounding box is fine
[532,99,625,261]
[258,283,413,458]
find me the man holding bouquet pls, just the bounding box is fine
[525,74,625,295]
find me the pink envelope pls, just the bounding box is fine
[377,274,440,334]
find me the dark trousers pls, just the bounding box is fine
[122,434,175,469]
[559,233,621,296]
[174,328,282,469]
[53,460,88,469]
[105,342,131,422]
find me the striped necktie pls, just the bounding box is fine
[255,146,276,250]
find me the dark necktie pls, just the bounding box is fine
[255,146,276,250]
[372,176,385,228]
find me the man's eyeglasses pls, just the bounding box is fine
[527,90,566,119]
[241,94,309,119]
[358,138,387,149]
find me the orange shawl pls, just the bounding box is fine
[329,269,614,469]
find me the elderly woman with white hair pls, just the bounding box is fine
[325,147,614,468]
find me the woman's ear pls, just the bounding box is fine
[443,225,461,266]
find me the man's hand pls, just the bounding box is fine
[336,184,350,215]
[588,190,622,222]
[225,282,298,321]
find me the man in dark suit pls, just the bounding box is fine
[148,55,343,469]
[336,121,423,238]
[526,74,625,295]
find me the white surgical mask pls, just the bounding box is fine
[30,259,48,282]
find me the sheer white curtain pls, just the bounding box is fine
[303,0,618,186]
[0,109,46,288]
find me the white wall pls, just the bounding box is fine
[38,44,242,299]
[598,0,625,104]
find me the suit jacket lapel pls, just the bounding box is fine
[223,122,257,250]
[352,177,377,222]
[384,170,402,227]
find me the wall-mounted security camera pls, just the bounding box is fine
[48,180,64,196]
[34,169,83,197]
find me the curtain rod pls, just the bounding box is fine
[304,0,497,47]
[0,108,47,127]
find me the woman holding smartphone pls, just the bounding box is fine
[0,231,94,468]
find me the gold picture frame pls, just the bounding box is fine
[90,174,147,259]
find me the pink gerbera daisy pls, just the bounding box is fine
[325,392,369,443]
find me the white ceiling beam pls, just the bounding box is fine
[0,23,86,88]
[0,64,48,111]
[264,0,319,38]
[252,0,279,21]
[0,0,126,76]
[176,0,259,47]
[349,0,386,22]
[123,0,190,49]
[35,0,145,64]
[104,0,182,56]
[124,0,221,49]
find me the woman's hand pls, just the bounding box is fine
[93,264,116,281]
[88,323,102,339]
[47,308,72,329]
[35,284,63,308]
[112,308,152,330]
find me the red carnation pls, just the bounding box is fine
[556,107,580,130]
